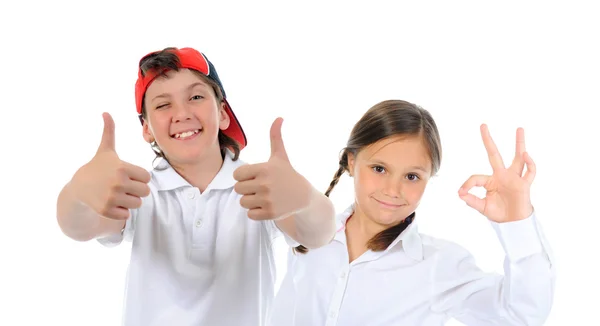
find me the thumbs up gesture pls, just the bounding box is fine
[233,118,312,221]
[71,113,152,220]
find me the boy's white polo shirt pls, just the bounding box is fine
[98,151,281,326]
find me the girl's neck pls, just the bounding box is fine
[345,203,386,262]
[346,204,387,240]
[170,149,224,193]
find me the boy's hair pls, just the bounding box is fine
[294,99,442,254]
[137,47,242,163]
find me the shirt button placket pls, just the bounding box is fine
[325,267,350,326]
[186,188,203,246]
[187,190,195,199]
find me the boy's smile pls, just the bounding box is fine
[172,129,201,140]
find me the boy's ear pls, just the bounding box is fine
[142,119,155,143]
[219,102,231,131]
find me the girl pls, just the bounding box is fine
[56,47,336,326]
[270,100,555,326]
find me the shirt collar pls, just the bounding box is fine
[334,204,424,262]
[152,149,244,193]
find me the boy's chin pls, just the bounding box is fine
[164,147,220,165]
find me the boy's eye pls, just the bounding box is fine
[156,103,168,109]
[191,95,204,100]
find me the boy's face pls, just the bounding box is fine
[142,69,230,165]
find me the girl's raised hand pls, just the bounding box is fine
[458,124,536,223]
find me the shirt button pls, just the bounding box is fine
[329,311,336,318]
[195,219,202,228]
[340,272,346,279]
[187,191,195,199]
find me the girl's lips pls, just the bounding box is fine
[373,197,404,208]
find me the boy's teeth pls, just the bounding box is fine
[175,130,199,139]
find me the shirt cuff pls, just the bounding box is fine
[97,214,134,247]
[97,232,124,247]
[491,212,544,262]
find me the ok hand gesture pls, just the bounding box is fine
[458,124,536,223]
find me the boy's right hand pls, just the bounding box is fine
[71,113,152,220]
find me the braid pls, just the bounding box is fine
[294,152,349,254]
[324,165,345,197]
[367,212,415,251]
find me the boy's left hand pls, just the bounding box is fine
[233,118,312,221]
[458,124,536,223]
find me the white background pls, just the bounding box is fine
[1,1,598,325]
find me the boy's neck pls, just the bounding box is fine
[171,149,225,193]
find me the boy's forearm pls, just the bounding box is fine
[56,182,119,242]
[279,187,336,249]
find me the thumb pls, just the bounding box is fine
[97,112,116,153]
[458,190,486,215]
[269,117,289,161]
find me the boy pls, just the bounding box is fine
[56,47,336,326]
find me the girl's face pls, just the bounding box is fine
[142,69,230,166]
[348,134,433,231]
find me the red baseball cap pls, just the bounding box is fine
[135,47,247,150]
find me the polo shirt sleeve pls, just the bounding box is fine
[263,220,300,247]
[96,209,137,247]
[96,192,153,247]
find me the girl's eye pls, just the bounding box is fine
[191,95,203,101]
[406,173,420,181]
[372,166,386,174]
[156,103,168,109]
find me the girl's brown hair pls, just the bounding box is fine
[138,47,240,165]
[294,99,442,254]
